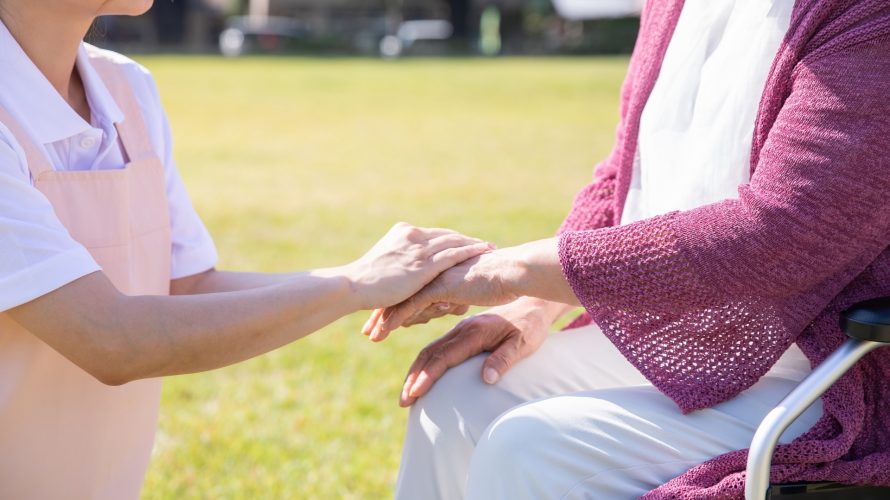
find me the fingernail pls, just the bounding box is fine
[483,368,500,384]
[487,243,498,250]
[409,372,428,398]
[401,382,410,401]
[436,303,450,311]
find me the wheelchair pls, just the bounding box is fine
[745,298,890,499]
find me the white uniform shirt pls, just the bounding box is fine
[0,22,217,312]
[621,0,794,224]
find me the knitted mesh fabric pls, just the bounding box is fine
[556,1,890,498]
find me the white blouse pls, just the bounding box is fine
[621,0,795,225]
[0,22,217,311]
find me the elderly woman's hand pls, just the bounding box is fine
[396,297,575,407]
[367,249,523,341]
[365,237,579,342]
[344,222,493,310]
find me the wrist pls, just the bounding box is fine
[312,265,365,312]
[496,247,532,300]
[507,238,558,296]
[512,296,575,325]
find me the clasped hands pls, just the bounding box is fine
[352,223,578,407]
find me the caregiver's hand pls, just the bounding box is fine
[367,237,580,342]
[344,222,494,310]
[397,297,574,407]
[6,221,491,386]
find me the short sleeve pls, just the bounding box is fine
[0,127,100,312]
[124,63,219,279]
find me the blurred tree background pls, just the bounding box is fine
[91,0,641,56]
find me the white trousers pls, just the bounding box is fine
[394,324,822,500]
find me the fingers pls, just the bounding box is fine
[413,226,459,239]
[403,302,464,327]
[362,308,384,336]
[393,244,486,333]
[429,242,490,273]
[363,302,469,349]
[399,321,484,407]
[400,345,435,407]
[392,223,459,241]
[396,223,492,272]
[392,222,490,251]
[424,232,487,253]
[480,335,524,385]
[370,301,418,342]
[372,282,444,341]
[417,227,463,239]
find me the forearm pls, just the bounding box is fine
[508,238,581,306]
[171,268,302,295]
[11,222,492,384]
[11,269,360,385]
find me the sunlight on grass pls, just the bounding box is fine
[138,56,627,499]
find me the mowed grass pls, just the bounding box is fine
[137,56,627,500]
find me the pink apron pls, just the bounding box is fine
[0,50,171,499]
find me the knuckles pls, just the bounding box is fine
[485,352,511,369]
[425,350,448,368]
[391,222,422,241]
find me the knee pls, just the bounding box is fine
[405,354,487,444]
[468,395,631,484]
[470,402,565,477]
[467,390,690,500]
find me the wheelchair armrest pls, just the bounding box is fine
[841,297,890,343]
[745,338,883,499]
[746,297,890,499]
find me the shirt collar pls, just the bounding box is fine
[76,44,125,129]
[0,21,124,145]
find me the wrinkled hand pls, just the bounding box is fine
[397,298,558,407]
[364,247,526,341]
[361,302,469,338]
[362,238,577,341]
[345,222,493,310]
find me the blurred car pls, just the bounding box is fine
[378,20,454,58]
[219,16,312,57]
[552,0,644,20]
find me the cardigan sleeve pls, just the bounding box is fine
[559,35,890,413]
[557,160,619,329]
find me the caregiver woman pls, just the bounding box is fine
[368,0,890,498]
[0,1,491,499]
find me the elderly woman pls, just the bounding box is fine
[367,0,890,498]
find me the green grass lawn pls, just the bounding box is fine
[138,56,627,499]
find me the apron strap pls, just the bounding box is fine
[0,105,56,179]
[87,54,157,164]
[0,50,160,179]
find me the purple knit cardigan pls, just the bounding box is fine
[556,0,890,498]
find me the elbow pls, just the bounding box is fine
[95,375,127,387]
[76,335,148,387]
[83,356,141,387]
[92,368,135,387]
